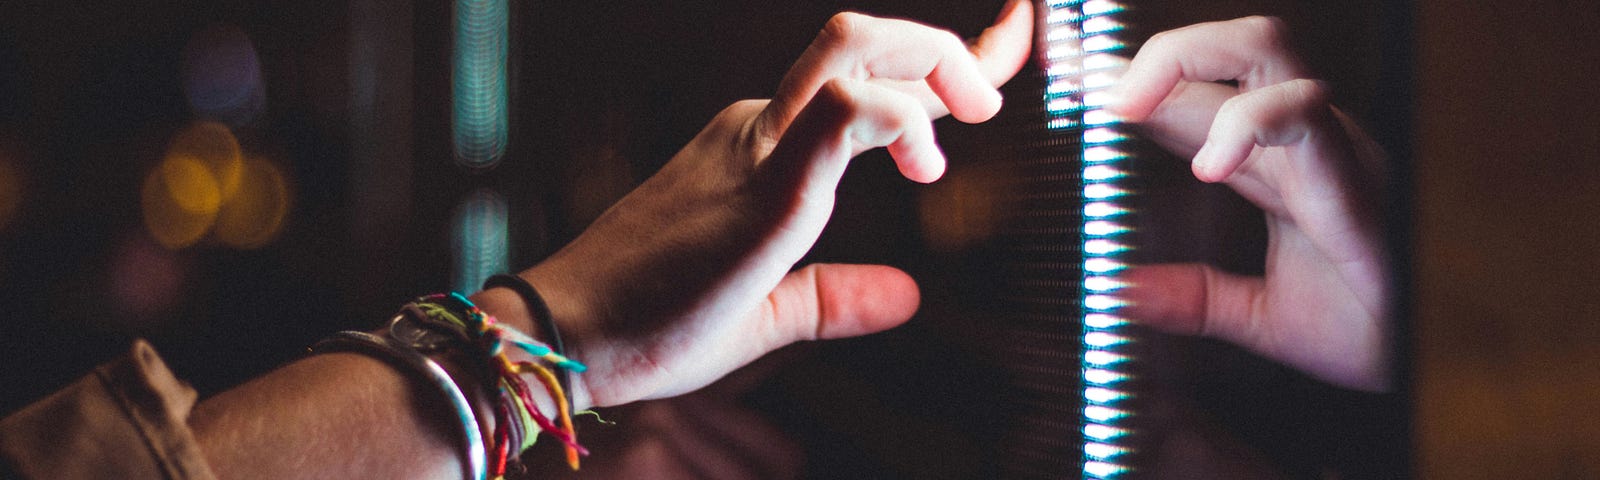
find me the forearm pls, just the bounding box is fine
[189,353,466,479]
[189,288,565,480]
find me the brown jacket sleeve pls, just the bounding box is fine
[0,339,218,480]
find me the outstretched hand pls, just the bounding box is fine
[1109,17,1391,391]
[481,0,1034,411]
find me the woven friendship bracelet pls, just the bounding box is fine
[481,274,574,412]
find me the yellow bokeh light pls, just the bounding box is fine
[165,121,244,201]
[213,156,291,249]
[142,159,218,249]
[159,156,223,214]
[143,121,291,250]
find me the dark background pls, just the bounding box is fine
[0,0,1591,478]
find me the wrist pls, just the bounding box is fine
[363,291,593,472]
[470,269,594,413]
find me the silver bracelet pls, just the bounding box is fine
[311,330,487,480]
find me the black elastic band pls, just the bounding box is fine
[483,274,573,411]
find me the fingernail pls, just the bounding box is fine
[1191,143,1218,182]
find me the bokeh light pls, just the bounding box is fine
[143,157,219,249]
[159,155,223,215]
[182,23,266,127]
[919,164,1008,252]
[166,121,245,201]
[213,156,291,249]
[143,122,291,250]
[452,188,510,294]
[107,233,188,327]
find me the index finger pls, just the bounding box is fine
[760,0,1032,136]
[1110,16,1312,122]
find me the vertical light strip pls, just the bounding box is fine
[452,188,510,295]
[1043,1,1137,478]
[451,0,512,297]
[453,0,509,169]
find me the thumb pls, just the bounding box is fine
[1119,263,1265,349]
[762,263,921,349]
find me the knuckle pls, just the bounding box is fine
[820,12,870,48]
[1143,28,1175,52]
[729,98,769,112]
[814,78,861,115]
[1215,92,1253,120]
[716,99,767,125]
[1237,15,1291,48]
[931,27,965,53]
[706,99,763,135]
[1281,78,1330,106]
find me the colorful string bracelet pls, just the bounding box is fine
[314,290,590,479]
[403,292,588,474]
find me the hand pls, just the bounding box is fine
[1108,17,1392,391]
[478,0,1034,410]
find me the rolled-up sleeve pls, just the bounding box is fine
[1,339,217,480]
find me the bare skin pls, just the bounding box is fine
[189,2,1035,478]
[1111,16,1392,392]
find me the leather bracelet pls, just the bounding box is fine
[311,330,487,480]
[482,274,573,412]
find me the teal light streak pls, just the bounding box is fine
[453,0,509,169]
[452,189,510,295]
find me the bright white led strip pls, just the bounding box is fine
[1042,1,1136,478]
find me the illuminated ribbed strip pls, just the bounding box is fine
[452,0,509,168]
[452,188,511,295]
[1043,1,1136,478]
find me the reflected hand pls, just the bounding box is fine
[485,0,1034,410]
[1110,17,1391,391]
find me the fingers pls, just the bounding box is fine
[1191,79,1336,183]
[760,0,1032,137]
[758,78,945,191]
[1195,79,1379,271]
[971,0,1034,87]
[1110,16,1310,123]
[1135,80,1232,158]
[762,263,920,349]
[1121,263,1390,391]
[1118,264,1263,343]
[628,399,802,480]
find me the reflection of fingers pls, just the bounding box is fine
[1119,264,1264,347]
[671,395,803,479]
[623,403,734,480]
[762,7,1021,136]
[760,78,944,190]
[1192,79,1335,183]
[761,263,920,353]
[1111,16,1310,122]
[1192,79,1375,272]
[1138,80,1230,157]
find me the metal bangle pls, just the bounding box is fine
[311,330,487,480]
